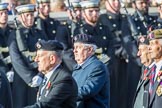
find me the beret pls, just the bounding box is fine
[35,40,63,51]
[148,29,162,40]
[73,34,96,45]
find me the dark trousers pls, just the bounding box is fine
[109,57,127,108]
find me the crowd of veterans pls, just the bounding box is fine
[0,0,162,108]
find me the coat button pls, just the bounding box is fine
[108,16,112,19]
[52,30,56,34]
[113,24,116,28]
[50,21,53,24]
[103,36,106,40]
[137,26,140,29]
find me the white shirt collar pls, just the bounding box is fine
[45,64,60,84]
[149,62,155,69]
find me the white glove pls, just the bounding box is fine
[6,71,14,83]
[30,75,43,87]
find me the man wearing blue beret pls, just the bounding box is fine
[72,34,110,108]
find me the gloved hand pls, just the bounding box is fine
[6,71,14,83]
[30,75,43,87]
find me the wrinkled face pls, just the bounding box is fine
[73,42,91,64]
[83,8,99,24]
[34,50,55,74]
[149,39,162,60]
[105,0,120,13]
[137,44,150,65]
[135,0,148,14]
[0,10,8,24]
[39,2,50,17]
[20,12,34,27]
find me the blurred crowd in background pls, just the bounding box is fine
[0,0,160,13]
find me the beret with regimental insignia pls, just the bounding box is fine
[35,40,63,51]
[148,29,162,40]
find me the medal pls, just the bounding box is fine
[156,85,162,96]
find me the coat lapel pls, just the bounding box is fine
[39,64,63,99]
[135,69,151,95]
[133,71,150,106]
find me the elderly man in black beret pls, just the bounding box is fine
[9,39,78,108]
[72,34,110,108]
[133,37,154,108]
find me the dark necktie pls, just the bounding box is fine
[40,77,47,95]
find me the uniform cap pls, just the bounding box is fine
[0,3,8,11]
[132,0,148,2]
[73,34,96,45]
[148,29,162,40]
[16,4,35,14]
[80,0,100,9]
[35,40,64,51]
[156,0,162,5]
[37,0,50,3]
[64,0,81,8]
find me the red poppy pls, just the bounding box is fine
[46,81,51,90]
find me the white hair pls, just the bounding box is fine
[159,39,162,46]
[84,43,98,52]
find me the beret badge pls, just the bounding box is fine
[36,42,42,49]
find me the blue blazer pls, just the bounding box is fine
[72,55,110,108]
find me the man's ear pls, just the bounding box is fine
[88,47,94,53]
[50,54,56,64]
